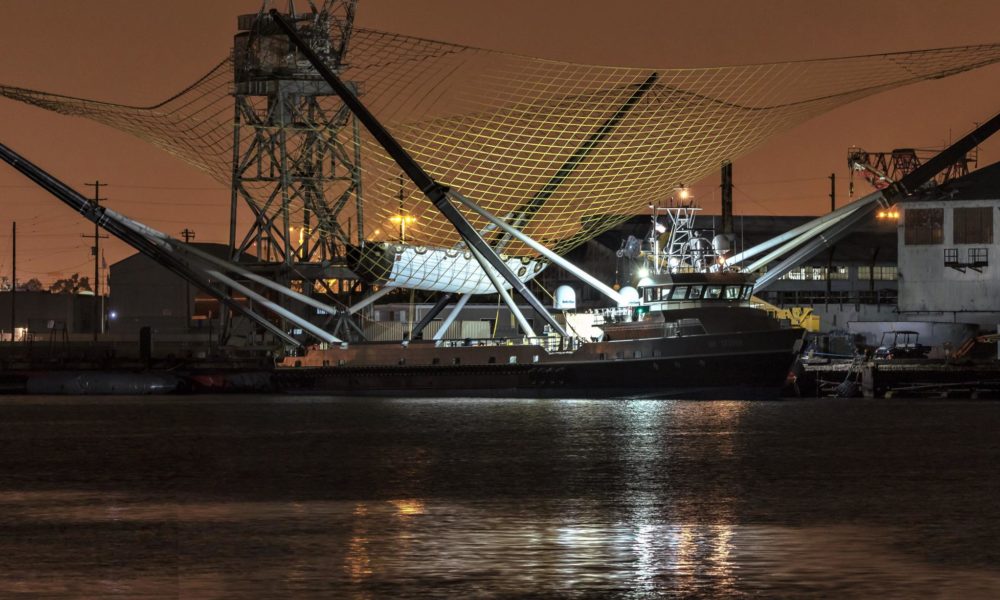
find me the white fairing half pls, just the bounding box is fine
[385,245,547,294]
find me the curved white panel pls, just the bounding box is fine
[385,245,546,294]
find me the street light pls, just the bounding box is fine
[389,214,417,242]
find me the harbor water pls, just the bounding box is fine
[1,395,998,598]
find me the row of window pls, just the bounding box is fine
[944,247,989,267]
[761,289,898,306]
[906,207,994,245]
[781,266,848,281]
[779,266,898,281]
[643,284,754,303]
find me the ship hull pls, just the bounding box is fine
[274,327,804,400]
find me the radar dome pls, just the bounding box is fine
[553,285,577,310]
[618,286,640,307]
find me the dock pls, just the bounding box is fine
[802,358,1000,399]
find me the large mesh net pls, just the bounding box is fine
[2,28,999,270]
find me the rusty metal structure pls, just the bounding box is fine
[231,1,360,275]
[848,145,978,195]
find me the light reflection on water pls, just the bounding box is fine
[0,396,999,597]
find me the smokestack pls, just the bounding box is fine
[720,160,733,235]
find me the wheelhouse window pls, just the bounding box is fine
[705,285,722,299]
[742,285,754,299]
[723,286,741,300]
[953,207,993,244]
[688,286,704,300]
[670,286,689,300]
[904,208,943,245]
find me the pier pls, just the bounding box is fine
[804,357,1000,399]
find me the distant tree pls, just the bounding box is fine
[18,278,44,292]
[0,276,9,291]
[48,273,92,294]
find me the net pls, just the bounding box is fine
[2,29,999,265]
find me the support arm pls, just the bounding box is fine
[0,142,302,347]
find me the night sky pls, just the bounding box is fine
[1,0,999,285]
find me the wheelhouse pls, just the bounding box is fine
[638,272,757,309]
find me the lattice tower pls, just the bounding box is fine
[232,1,359,270]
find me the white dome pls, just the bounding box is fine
[618,286,640,307]
[553,285,577,310]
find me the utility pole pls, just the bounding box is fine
[397,173,406,242]
[10,221,15,342]
[827,174,836,304]
[83,181,108,341]
[180,229,195,327]
[829,173,836,212]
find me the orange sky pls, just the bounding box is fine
[1,0,999,286]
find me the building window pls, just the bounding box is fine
[857,266,898,280]
[953,207,993,244]
[828,266,849,280]
[904,208,943,245]
[969,247,989,266]
[780,266,847,281]
[781,267,808,280]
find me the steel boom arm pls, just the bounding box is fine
[0,141,307,346]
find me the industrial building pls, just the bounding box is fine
[107,243,232,337]
[0,291,99,341]
[897,160,1000,326]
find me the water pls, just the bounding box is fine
[1,395,999,598]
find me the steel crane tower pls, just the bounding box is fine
[230,1,361,273]
[847,145,977,195]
